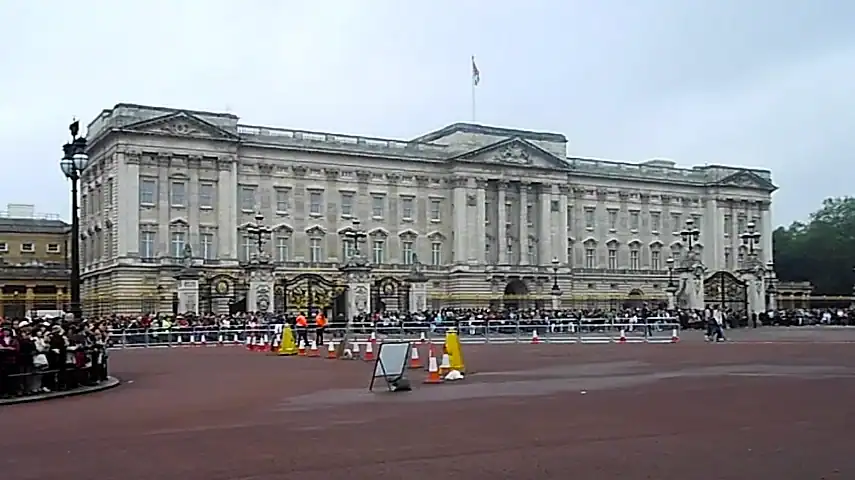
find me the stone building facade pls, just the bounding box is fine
[78,103,776,315]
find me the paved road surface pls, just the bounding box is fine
[2,338,854,479]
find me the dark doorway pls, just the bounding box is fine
[503,278,529,310]
[624,289,645,309]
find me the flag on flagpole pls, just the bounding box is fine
[471,56,480,86]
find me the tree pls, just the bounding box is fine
[773,197,855,295]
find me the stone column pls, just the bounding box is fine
[340,257,372,324]
[703,197,722,271]
[406,262,429,312]
[519,182,529,265]
[176,267,201,314]
[246,260,275,313]
[558,185,570,264]
[538,184,552,265]
[497,181,508,264]
[217,157,237,262]
[474,179,488,264]
[452,178,468,264]
[118,151,140,257]
[761,202,773,265]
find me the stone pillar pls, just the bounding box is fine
[761,202,773,265]
[519,183,529,265]
[340,257,372,323]
[452,178,468,264]
[175,267,201,314]
[474,179,487,264]
[406,261,429,313]
[703,197,722,271]
[497,181,508,264]
[557,185,570,264]
[538,184,552,265]
[246,260,275,313]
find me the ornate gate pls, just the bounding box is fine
[704,271,747,312]
[280,273,347,319]
[372,276,411,313]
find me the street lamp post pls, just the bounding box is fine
[765,260,777,311]
[550,257,561,310]
[740,221,761,258]
[680,218,701,251]
[343,219,368,257]
[665,257,677,310]
[245,211,272,257]
[60,120,89,320]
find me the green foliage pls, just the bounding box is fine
[773,197,855,295]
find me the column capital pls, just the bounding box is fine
[558,184,572,195]
[520,182,532,194]
[475,178,489,189]
[450,177,468,188]
[497,180,510,191]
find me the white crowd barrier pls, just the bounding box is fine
[106,317,680,349]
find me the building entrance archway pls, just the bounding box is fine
[503,278,529,310]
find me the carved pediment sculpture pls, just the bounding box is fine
[493,144,531,165]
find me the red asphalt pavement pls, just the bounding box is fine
[2,337,855,480]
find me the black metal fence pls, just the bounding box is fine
[0,345,109,400]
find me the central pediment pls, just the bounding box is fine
[122,111,239,141]
[449,137,571,171]
[714,170,777,192]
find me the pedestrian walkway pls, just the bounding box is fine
[0,377,121,406]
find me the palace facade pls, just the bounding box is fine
[78,103,776,315]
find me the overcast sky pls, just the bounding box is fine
[1,0,853,226]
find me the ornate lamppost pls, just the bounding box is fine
[680,217,701,252]
[343,218,368,258]
[665,257,677,309]
[740,221,761,262]
[550,257,561,310]
[245,211,274,314]
[739,221,764,315]
[246,211,273,260]
[765,260,777,311]
[60,120,88,320]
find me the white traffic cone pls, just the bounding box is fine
[671,329,680,343]
[531,330,540,344]
[439,352,451,376]
[200,335,207,347]
[418,332,426,344]
[618,329,627,343]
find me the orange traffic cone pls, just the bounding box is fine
[439,352,451,376]
[190,335,197,346]
[245,337,252,351]
[352,341,361,359]
[531,330,540,344]
[418,332,426,344]
[298,340,306,356]
[217,334,224,346]
[327,341,337,359]
[200,335,207,347]
[409,344,422,369]
[423,355,443,384]
[262,335,271,352]
[363,341,375,362]
[307,340,320,357]
[671,329,680,343]
[370,332,378,348]
[176,335,183,347]
[232,334,239,344]
[618,329,627,343]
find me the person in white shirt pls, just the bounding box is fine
[713,307,726,342]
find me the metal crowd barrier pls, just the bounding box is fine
[106,317,680,349]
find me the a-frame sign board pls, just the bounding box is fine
[368,341,412,392]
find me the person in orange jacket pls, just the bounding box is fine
[295,313,309,346]
[314,311,328,346]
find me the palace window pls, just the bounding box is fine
[401,197,414,221]
[139,231,155,259]
[240,234,253,262]
[650,212,661,233]
[584,208,595,229]
[139,179,156,206]
[170,181,186,207]
[199,183,215,209]
[170,232,186,258]
[372,239,385,265]
[431,242,442,265]
[584,247,595,268]
[200,233,215,259]
[275,188,290,214]
[651,249,661,270]
[629,211,640,231]
[340,192,354,217]
[276,236,290,262]
[309,191,323,216]
[429,199,442,221]
[607,247,617,269]
[371,195,385,218]
[608,210,618,231]
[309,238,323,263]
[341,239,355,260]
[402,241,414,265]
[239,186,256,212]
[629,248,639,270]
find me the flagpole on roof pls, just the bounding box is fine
[471,55,480,123]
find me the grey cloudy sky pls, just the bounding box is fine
[1,0,853,226]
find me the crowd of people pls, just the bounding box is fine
[1,304,852,399]
[0,317,110,399]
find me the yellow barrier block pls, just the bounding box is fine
[445,329,465,373]
[277,325,298,356]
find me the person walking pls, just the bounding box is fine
[314,311,327,346]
